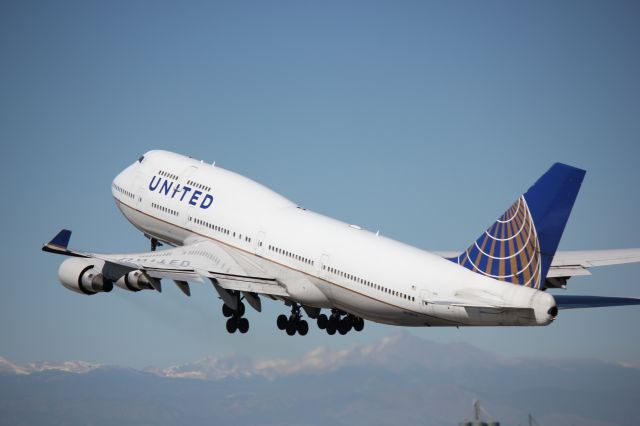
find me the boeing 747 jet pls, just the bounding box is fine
[43,151,640,335]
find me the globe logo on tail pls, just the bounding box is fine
[453,196,542,289]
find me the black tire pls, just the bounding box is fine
[286,322,297,336]
[327,316,338,330]
[222,304,234,318]
[298,320,309,336]
[338,318,351,335]
[317,314,328,329]
[277,314,288,330]
[236,301,245,317]
[238,318,249,334]
[353,317,364,332]
[327,315,338,336]
[226,317,237,334]
[326,323,336,335]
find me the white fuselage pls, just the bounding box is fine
[111,150,556,327]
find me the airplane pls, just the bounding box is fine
[42,150,640,336]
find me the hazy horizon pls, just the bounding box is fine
[2,332,639,426]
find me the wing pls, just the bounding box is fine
[42,229,290,303]
[433,249,640,287]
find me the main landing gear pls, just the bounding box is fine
[316,309,364,335]
[277,304,309,336]
[222,301,249,334]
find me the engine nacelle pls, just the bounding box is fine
[115,270,157,292]
[58,258,113,295]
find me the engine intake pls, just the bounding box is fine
[58,258,113,295]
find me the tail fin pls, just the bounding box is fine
[448,163,586,289]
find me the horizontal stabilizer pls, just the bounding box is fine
[555,295,640,310]
[546,249,640,278]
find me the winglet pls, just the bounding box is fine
[49,229,72,249]
[42,229,87,257]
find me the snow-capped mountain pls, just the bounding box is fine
[0,356,101,375]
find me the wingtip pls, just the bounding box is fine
[48,229,72,249]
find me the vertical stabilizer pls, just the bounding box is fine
[448,163,586,289]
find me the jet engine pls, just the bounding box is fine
[58,257,113,295]
[114,270,159,292]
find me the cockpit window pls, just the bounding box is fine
[138,155,145,163]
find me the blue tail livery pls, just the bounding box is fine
[448,163,586,289]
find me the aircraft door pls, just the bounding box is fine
[133,172,146,209]
[255,231,266,256]
[419,288,462,322]
[317,253,330,278]
[179,165,199,226]
[419,289,432,310]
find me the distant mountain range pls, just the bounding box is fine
[1,333,638,426]
[0,356,100,376]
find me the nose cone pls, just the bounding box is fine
[111,167,130,198]
[532,291,557,325]
[111,161,141,202]
[111,170,123,194]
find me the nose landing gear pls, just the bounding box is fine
[150,237,163,252]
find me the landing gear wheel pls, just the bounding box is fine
[338,318,352,335]
[298,320,309,336]
[326,318,337,335]
[236,301,245,317]
[317,314,328,329]
[286,323,297,336]
[353,317,364,332]
[238,318,249,334]
[226,317,238,334]
[277,314,288,330]
[222,304,234,318]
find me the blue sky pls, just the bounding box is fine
[1,1,639,368]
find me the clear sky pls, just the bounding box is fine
[1,0,639,369]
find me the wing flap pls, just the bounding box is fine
[144,268,203,283]
[215,278,288,297]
